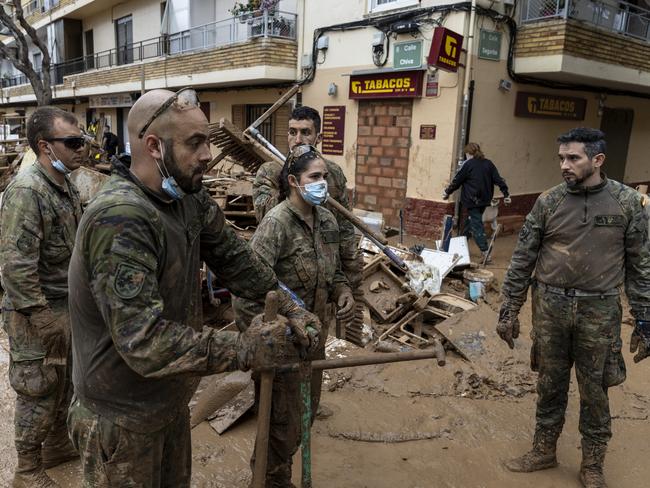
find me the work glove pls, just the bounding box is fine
[630,320,650,363]
[335,287,355,323]
[496,300,521,349]
[442,190,450,200]
[503,196,512,205]
[277,290,322,356]
[237,310,294,371]
[28,307,69,364]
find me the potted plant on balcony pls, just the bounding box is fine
[229,0,261,23]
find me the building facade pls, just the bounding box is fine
[2,0,650,237]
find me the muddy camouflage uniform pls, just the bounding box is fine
[66,161,302,487]
[253,159,362,290]
[0,161,82,470]
[233,199,351,487]
[502,177,650,450]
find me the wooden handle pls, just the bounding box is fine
[326,197,388,246]
[252,370,275,488]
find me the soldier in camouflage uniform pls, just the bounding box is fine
[0,107,85,487]
[497,128,650,488]
[253,106,362,293]
[66,88,321,487]
[235,145,355,487]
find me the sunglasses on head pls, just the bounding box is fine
[286,144,320,168]
[138,87,201,138]
[46,136,86,150]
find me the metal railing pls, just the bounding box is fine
[0,9,297,89]
[521,0,650,42]
[168,10,296,54]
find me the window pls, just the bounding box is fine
[369,0,419,13]
[32,52,42,72]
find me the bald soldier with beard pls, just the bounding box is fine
[66,88,321,487]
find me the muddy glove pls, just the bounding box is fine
[442,189,450,200]
[496,300,521,349]
[630,320,650,363]
[28,307,68,364]
[237,312,293,371]
[277,290,322,356]
[504,196,512,205]
[335,287,355,323]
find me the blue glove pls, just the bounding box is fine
[630,320,650,363]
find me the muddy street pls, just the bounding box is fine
[0,235,648,487]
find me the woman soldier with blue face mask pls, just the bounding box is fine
[233,144,355,488]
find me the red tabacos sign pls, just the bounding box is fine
[427,27,463,72]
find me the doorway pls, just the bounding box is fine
[115,15,133,65]
[599,108,634,183]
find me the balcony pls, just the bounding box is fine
[514,0,650,92]
[1,10,298,97]
[521,0,650,41]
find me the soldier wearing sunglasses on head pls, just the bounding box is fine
[0,106,84,487]
[66,88,322,487]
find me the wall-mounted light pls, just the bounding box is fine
[597,93,607,117]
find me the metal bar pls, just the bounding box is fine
[246,84,301,132]
[275,348,444,373]
[300,371,312,488]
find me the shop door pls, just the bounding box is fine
[355,100,412,227]
[600,108,633,183]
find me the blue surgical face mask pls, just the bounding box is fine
[155,142,186,201]
[299,180,328,206]
[47,145,71,175]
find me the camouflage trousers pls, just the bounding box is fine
[250,327,327,487]
[4,308,73,456]
[68,397,191,488]
[531,283,625,445]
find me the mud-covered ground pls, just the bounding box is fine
[1,234,649,487]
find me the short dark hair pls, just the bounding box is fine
[27,106,78,154]
[290,106,321,133]
[557,127,606,159]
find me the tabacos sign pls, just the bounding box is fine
[349,70,424,99]
[515,92,587,120]
[427,28,464,72]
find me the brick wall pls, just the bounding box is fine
[355,100,412,227]
[2,38,297,99]
[515,19,650,73]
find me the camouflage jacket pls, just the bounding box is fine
[233,199,351,329]
[502,177,650,320]
[0,161,82,311]
[253,159,362,288]
[68,162,281,433]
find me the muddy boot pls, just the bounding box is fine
[481,250,492,264]
[13,450,60,488]
[42,432,78,469]
[579,440,608,488]
[504,427,559,472]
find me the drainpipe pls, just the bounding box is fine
[453,0,478,230]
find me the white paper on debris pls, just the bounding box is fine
[435,236,471,266]
[406,261,441,295]
[419,249,461,279]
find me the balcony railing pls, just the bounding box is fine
[521,0,650,42]
[0,10,297,89]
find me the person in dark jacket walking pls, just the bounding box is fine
[443,142,511,261]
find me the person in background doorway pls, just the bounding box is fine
[443,142,511,262]
[102,125,119,157]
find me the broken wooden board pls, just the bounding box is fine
[191,370,252,429]
[208,381,256,435]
